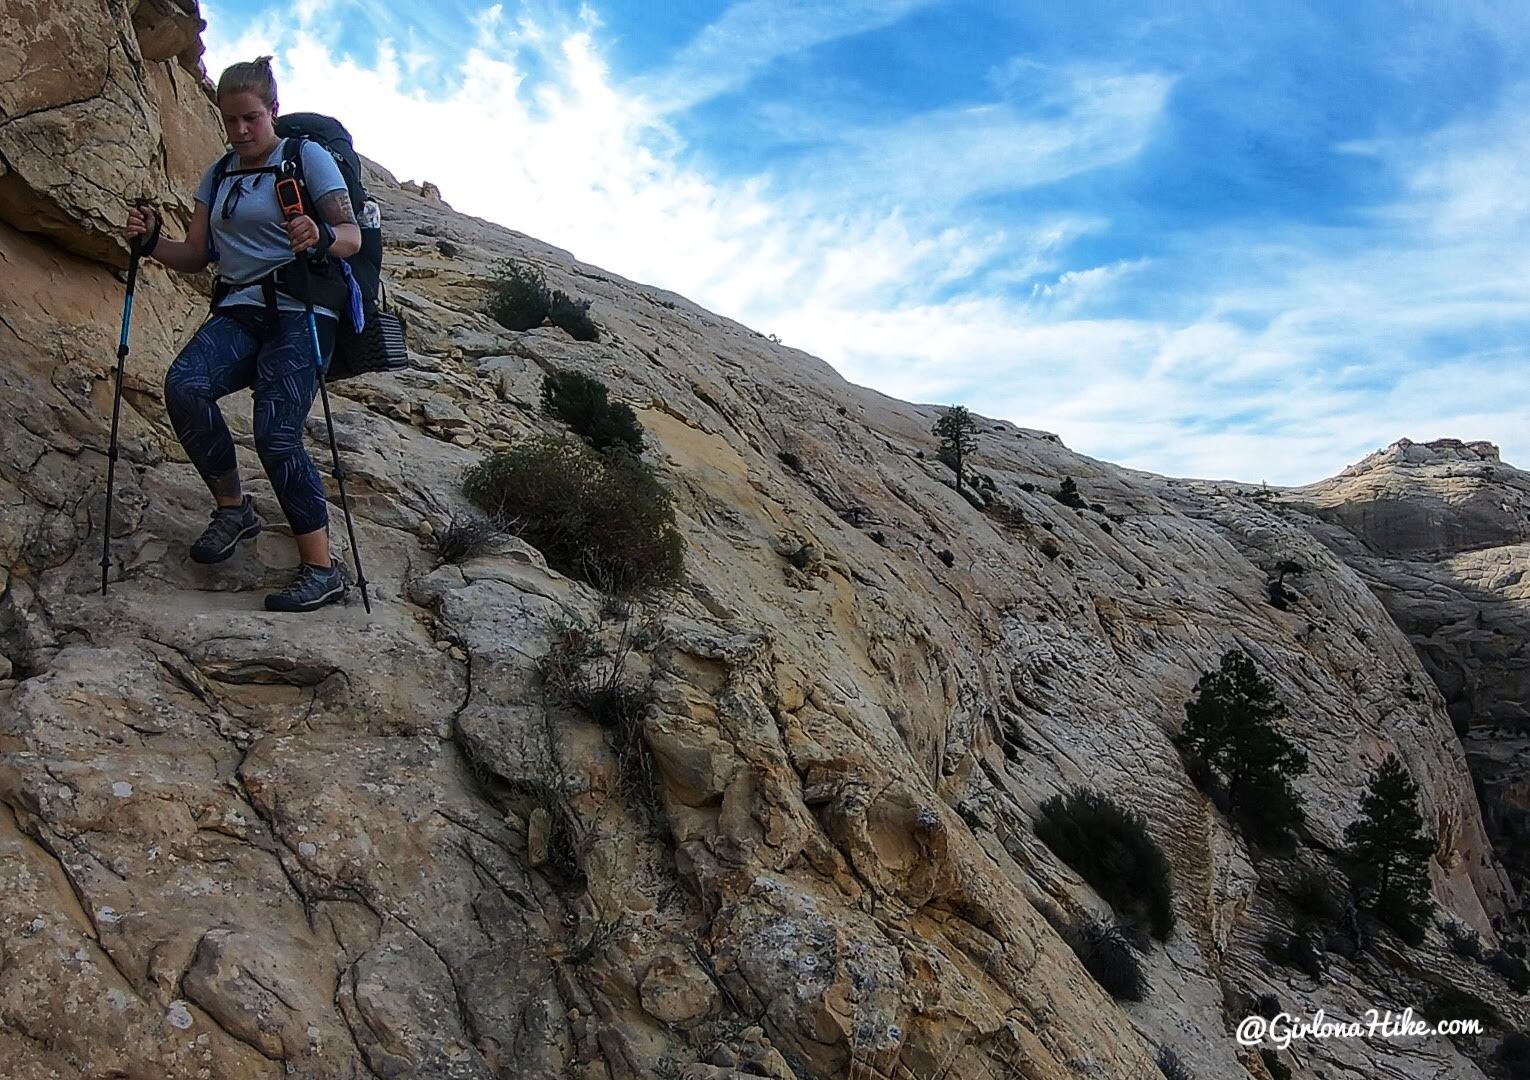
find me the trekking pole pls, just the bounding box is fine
[277,176,372,613]
[102,208,151,596]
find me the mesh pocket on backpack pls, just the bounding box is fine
[331,304,408,381]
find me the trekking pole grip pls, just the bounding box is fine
[120,245,140,365]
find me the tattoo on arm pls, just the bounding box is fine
[317,190,357,227]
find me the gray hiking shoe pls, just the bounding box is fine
[264,558,348,613]
[189,495,264,564]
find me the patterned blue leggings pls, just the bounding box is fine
[164,309,336,536]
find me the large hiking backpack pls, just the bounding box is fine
[209,112,408,380]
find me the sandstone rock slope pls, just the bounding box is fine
[1282,438,1530,909]
[2,6,1526,1079]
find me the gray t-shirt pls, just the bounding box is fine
[195,138,348,315]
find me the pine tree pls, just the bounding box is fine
[931,406,978,492]
[1055,477,1086,509]
[1178,650,1308,846]
[1344,754,1434,944]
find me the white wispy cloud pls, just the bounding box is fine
[824,82,1172,203]
[631,0,940,113]
[200,3,1530,484]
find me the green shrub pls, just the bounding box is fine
[1288,868,1345,923]
[1036,788,1175,940]
[549,290,600,342]
[542,611,667,834]
[1488,949,1530,993]
[1263,930,1323,979]
[508,707,588,884]
[488,261,599,341]
[540,368,644,454]
[463,435,684,595]
[1070,921,1146,1001]
[1424,987,1502,1030]
[488,259,552,331]
[1500,1032,1530,1078]
[787,543,820,571]
[1053,477,1086,509]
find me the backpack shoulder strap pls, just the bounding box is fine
[213,152,281,181]
[210,149,237,193]
[207,149,237,261]
[281,136,307,187]
[279,136,319,218]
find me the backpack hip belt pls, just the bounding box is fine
[211,261,352,325]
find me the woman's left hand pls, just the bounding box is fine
[285,213,321,253]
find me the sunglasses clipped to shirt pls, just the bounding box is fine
[220,173,263,219]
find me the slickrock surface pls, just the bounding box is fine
[1283,438,1530,905]
[1,4,1526,1077]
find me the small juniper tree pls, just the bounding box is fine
[1269,558,1304,609]
[1054,477,1086,509]
[1177,650,1308,847]
[540,368,644,454]
[1344,754,1434,944]
[932,405,979,492]
[488,259,551,330]
[488,260,599,340]
[549,290,600,342]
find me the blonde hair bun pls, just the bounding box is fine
[217,56,279,108]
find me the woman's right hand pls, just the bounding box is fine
[124,205,158,245]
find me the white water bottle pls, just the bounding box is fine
[360,198,381,230]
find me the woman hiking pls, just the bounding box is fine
[124,56,359,612]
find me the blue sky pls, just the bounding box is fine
[203,0,1530,483]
